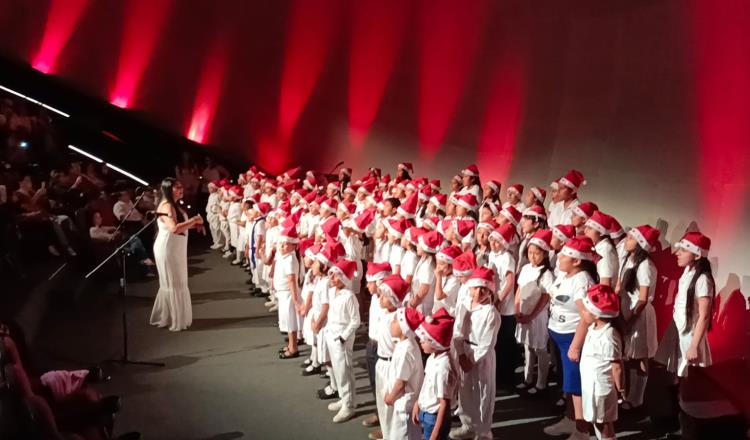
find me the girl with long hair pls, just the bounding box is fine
[150,178,204,332]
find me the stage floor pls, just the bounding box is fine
[24,241,660,439]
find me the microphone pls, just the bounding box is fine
[147,211,170,217]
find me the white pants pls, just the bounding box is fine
[458,356,496,438]
[523,344,550,389]
[390,393,420,440]
[253,258,268,293]
[375,359,393,439]
[325,330,356,410]
[317,326,330,364]
[208,214,222,246]
[276,290,298,332]
[219,220,231,250]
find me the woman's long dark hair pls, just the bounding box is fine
[579,259,600,284]
[160,177,186,219]
[620,247,651,294]
[534,252,553,286]
[684,257,715,333]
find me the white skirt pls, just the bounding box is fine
[276,290,298,333]
[515,310,549,350]
[623,303,658,360]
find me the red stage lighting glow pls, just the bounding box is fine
[476,47,527,184]
[690,0,750,249]
[256,136,289,175]
[276,0,340,171]
[109,0,172,109]
[348,0,408,149]
[32,0,89,74]
[417,0,488,160]
[187,33,229,144]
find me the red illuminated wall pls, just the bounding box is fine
[0,0,749,298]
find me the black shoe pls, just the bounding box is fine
[245,279,254,285]
[317,387,338,400]
[302,365,322,376]
[301,359,312,368]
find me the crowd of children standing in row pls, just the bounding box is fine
[200,163,714,440]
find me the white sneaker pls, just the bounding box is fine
[231,258,242,265]
[327,400,343,412]
[264,300,275,307]
[210,243,222,250]
[222,250,233,258]
[268,305,278,312]
[449,425,475,440]
[543,417,575,436]
[555,397,566,407]
[332,407,355,423]
[564,430,589,440]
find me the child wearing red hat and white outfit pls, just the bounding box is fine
[548,170,584,228]
[544,236,598,440]
[433,245,463,316]
[414,308,457,440]
[325,259,362,423]
[451,267,502,440]
[584,211,619,287]
[503,184,526,213]
[370,274,409,439]
[615,225,660,409]
[515,229,555,394]
[655,231,714,378]
[488,223,519,389]
[407,230,442,316]
[274,224,302,359]
[579,284,625,440]
[384,307,425,440]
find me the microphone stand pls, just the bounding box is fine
[111,187,149,238]
[85,216,164,367]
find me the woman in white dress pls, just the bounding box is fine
[149,178,204,332]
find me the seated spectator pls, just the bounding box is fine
[13,173,77,257]
[89,211,154,270]
[113,190,145,224]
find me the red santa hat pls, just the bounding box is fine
[529,229,553,252]
[314,243,336,267]
[337,200,356,216]
[208,180,220,189]
[430,179,441,192]
[629,225,661,253]
[583,284,620,319]
[405,180,419,192]
[395,307,424,338]
[552,224,576,242]
[378,274,409,306]
[255,202,272,215]
[429,194,447,212]
[320,216,341,240]
[314,195,327,206]
[415,308,454,351]
[436,245,462,264]
[452,219,476,240]
[351,208,376,235]
[499,205,522,227]
[300,239,317,259]
[385,217,410,239]
[466,266,496,290]
[507,183,524,196]
[418,230,443,254]
[559,169,586,192]
[397,193,418,219]
[422,216,441,231]
[523,205,547,220]
[330,259,358,288]
[486,180,501,194]
[675,231,711,258]
[452,250,477,276]
[608,216,625,239]
[418,185,433,203]
[455,193,479,211]
[366,261,392,282]
[358,178,377,196]
[283,167,302,180]
[560,236,596,261]
[278,223,299,244]
[477,219,498,233]
[585,210,612,236]
[490,223,516,249]
[229,185,243,198]
[302,176,317,191]
[320,198,338,214]
[573,201,599,220]
[381,174,391,186]
[398,162,414,175]
[303,191,317,206]
[405,227,426,247]
[531,187,546,203]
[461,164,480,177]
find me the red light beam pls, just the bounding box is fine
[110,0,172,108]
[32,0,90,74]
[186,32,229,144]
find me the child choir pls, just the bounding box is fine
[203,163,715,440]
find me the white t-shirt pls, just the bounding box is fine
[412,256,436,316]
[387,338,424,409]
[516,264,555,315]
[273,252,299,292]
[400,250,418,280]
[227,202,242,222]
[264,225,279,259]
[489,250,516,316]
[418,351,456,413]
[594,239,619,282]
[547,198,579,228]
[453,303,501,364]
[673,267,712,332]
[113,200,144,222]
[581,322,621,396]
[619,257,656,316]
[368,290,384,340]
[327,288,361,341]
[377,310,397,358]
[311,276,331,317]
[548,271,594,334]
[388,244,405,271]
[434,274,461,315]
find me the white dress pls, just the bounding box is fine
[150,208,192,331]
[515,264,554,349]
